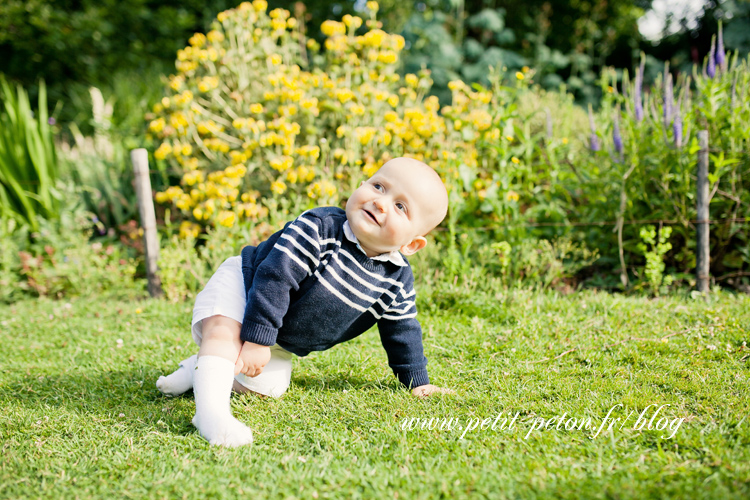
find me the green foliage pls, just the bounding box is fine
[0,211,141,303]
[400,0,649,104]
[0,0,237,110]
[0,76,60,231]
[569,51,750,287]
[60,87,140,233]
[637,225,674,296]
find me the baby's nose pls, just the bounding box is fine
[373,198,386,212]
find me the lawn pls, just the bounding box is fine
[1,285,748,499]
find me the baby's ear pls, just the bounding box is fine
[400,236,427,256]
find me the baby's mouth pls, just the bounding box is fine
[364,209,380,226]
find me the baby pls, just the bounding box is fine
[157,156,451,446]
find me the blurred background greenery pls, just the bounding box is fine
[0,0,748,302]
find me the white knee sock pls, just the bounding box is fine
[191,355,253,447]
[156,354,197,396]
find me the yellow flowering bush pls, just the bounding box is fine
[148,1,549,235]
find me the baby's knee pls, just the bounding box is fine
[201,316,241,343]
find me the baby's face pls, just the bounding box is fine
[345,158,446,257]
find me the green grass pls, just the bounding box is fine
[1,286,749,499]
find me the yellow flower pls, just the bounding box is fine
[250,103,264,114]
[207,30,225,43]
[387,95,399,107]
[377,51,398,64]
[363,161,379,177]
[448,80,464,91]
[154,142,172,160]
[367,1,379,12]
[321,20,346,37]
[506,191,519,202]
[562,137,569,144]
[253,0,268,12]
[269,8,289,19]
[405,74,418,87]
[511,157,520,164]
[192,207,204,220]
[183,170,203,186]
[506,135,514,142]
[149,118,165,133]
[189,33,206,48]
[287,18,297,29]
[355,127,376,145]
[271,181,287,194]
[343,15,363,29]
[391,35,405,51]
[218,211,236,227]
[515,72,524,80]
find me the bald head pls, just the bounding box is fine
[378,157,448,234]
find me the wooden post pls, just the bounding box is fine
[696,130,710,293]
[131,148,163,298]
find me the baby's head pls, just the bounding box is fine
[345,157,448,258]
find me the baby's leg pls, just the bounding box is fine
[156,354,198,396]
[191,315,254,447]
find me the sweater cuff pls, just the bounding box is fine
[239,321,278,346]
[395,368,429,389]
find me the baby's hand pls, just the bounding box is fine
[411,384,455,398]
[235,342,271,377]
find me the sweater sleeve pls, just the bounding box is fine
[240,212,323,345]
[377,274,429,388]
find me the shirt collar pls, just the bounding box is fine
[343,220,406,266]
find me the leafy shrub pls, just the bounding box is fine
[0,76,60,231]
[0,210,141,302]
[148,2,750,290]
[574,43,750,286]
[59,87,139,233]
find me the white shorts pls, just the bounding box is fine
[191,255,293,398]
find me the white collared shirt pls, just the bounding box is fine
[343,220,406,266]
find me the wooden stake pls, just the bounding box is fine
[696,130,710,293]
[131,149,163,298]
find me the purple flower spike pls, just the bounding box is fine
[673,89,684,148]
[663,71,673,125]
[673,115,683,148]
[707,38,716,78]
[634,57,645,122]
[48,117,56,125]
[716,23,726,70]
[590,133,601,152]
[613,111,623,154]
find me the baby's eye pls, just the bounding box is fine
[373,183,384,192]
[395,202,407,212]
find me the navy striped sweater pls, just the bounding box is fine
[239,206,429,388]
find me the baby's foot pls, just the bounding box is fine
[192,414,254,447]
[156,354,197,396]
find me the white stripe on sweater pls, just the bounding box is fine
[279,234,319,268]
[273,243,313,276]
[314,271,367,312]
[289,223,320,250]
[325,266,389,310]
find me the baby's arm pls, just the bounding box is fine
[234,342,271,377]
